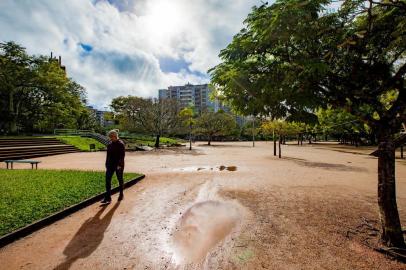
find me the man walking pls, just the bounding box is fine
[101,129,125,204]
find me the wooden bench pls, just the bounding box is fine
[4,160,41,169]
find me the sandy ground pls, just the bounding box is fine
[0,141,406,269]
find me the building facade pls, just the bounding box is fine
[86,106,105,126]
[50,53,66,74]
[159,83,230,113]
[158,89,168,99]
[158,83,251,128]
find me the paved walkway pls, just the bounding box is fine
[1,142,405,269]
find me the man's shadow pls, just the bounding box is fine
[54,202,121,270]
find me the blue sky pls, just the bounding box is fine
[0,0,263,109]
[79,43,93,53]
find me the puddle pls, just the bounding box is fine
[173,165,238,172]
[171,200,240,263]
[173,166,210,172]
[218,165,238,171]
[226,166,237,171]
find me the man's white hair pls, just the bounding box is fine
[108,129,119,137]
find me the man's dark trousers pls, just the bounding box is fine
[105,166,124,201]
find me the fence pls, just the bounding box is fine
[53,129,93,136]
[83,133,109,146]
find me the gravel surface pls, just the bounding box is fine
[1,141,405,269]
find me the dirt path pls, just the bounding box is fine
[0,142,405,269]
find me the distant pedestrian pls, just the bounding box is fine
[101,129,125,204]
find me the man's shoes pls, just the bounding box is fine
[100,198,111,204]
[118,193,124,201]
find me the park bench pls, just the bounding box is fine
[4,160,41,169]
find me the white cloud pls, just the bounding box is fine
[0,0,261,109]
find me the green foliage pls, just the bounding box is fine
[210,0,406,139]
[110,96,144,131]
[0,41,91,134]
[0,169,141,236]
[179,107,195,125]
[241,118,261,138]
[262,120,303,136]
[179,107,197,128]
[315,107,368,135]
[56,136,106,151]
[76,108,101,131]
[195,111,237,144]
[211,0,406,247]
[110,96,180,147]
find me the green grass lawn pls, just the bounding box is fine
[56,136,106,151]
[0,169,141,236]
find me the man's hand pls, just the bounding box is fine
[117,166,122,170]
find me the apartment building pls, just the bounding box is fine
[159,83,225,113]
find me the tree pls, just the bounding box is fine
[76,108,100,131]
[33,77,88,132]
[179,107,196,150]
[0,41,88,134]
[110,96,180,148]
[241,118,261,147]
[195,111,237,145]
[0,42,35,133]
[292,122,307,145]
[110,96,146,131]
[262,120,300,158]
[315,107,372,145]
[210,0,406,248]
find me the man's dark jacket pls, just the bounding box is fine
[105,140,125,169]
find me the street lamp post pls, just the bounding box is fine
[252,117,255,147]
[273,129,276,156]
[189,118,192,151]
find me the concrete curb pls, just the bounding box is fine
[0,174,145,248]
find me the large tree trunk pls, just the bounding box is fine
[208,135,211,146]
[377,139,405,248]
[8,92,18,134]
[155,134,160,148]
[278,134,281,159]
[9,116,18,134]
[372,134,377,145]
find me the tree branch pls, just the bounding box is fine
[371,0,406,10]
